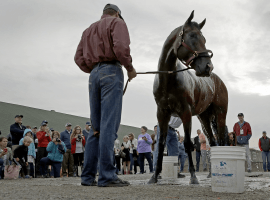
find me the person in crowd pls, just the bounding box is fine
[228,132,237,146]
[152,125,158,171]
[258,131,270,172]
[0,130,1,135]
[137,126,153,174]
[129,133,138,174]
[71,125,86,177]
[193,131,201,172]
[233,113,252,172]
[36,122,52,177]
[10,115,26,153]
[153,116,181,173]
[50,128,55,134]
[121,135,131,174]
[0,137,13,179]
[82,122,91,141]
[178,135,186,174]
[19,129,36,178]
[60,123,74,177]
[114,139,121,175]
[7,133,12,148]
[198,129,207,171]
[31,126,38,149]
[40,131,66,178]
[76,3,136,187]
[13,136,32,178]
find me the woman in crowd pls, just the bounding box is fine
[36,122,51,177]
[228,132,237,146]
[0,137,13,179]
[70,125,86,177]
[137,126,153,174]
[121,135,131,174]
[178,135,186,173]
[19,129,36,177]
[114,139,121,175]
[40,131,66,178]
[129,133,138,174]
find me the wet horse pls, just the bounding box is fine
[148,11,228,184]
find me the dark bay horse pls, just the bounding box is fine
[149,11,228,184]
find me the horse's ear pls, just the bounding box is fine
[185,10,194,24]
[199,18,206,30]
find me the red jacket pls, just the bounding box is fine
[36,131,52,147]
[74,14,133,73]
[71,137,86,154]
[233,122,252,145]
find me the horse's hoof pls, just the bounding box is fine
[189,177,199,185]
[147,177,157,184]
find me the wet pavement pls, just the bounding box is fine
[1,172,269,199]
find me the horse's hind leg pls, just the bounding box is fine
[148,108,170,184]
[213,104,227,146]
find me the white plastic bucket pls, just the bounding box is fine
[211,146,246,193]
[162,156,178,179]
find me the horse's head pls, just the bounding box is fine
[173,11,213,77]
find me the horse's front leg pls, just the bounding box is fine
[181,110,199,185]
[148,108,170,184]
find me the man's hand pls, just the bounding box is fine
[127,68,137,81]
[16,158,20,162]
[121,146,124,151]
[26,162,28,166]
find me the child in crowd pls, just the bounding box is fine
[178,135,186,173]
[121,135,131,174]
[19,129,36,177]
[13,136,33,178]
[40,131,66,178]
[0,137,13,179]
[70,125,85,177]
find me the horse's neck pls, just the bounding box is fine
[158,47,177,71]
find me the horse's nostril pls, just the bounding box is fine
[207,63,213,73]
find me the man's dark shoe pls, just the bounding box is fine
[247,169,252,173]
[203,168,207,172]
[99,178,130,187]
[177,173,185,178]
[207,173,211,178]
[81,180,98,186]
[157,175,162,179]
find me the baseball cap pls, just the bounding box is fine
[50,128,55,131]
[86,122,91,125]
[33,126,37,129]
[237,113,244,117]
[42,120,48,124]
[65,123,72,127]
[41,122,47,126]
[103,3,124,20]
[15,115,23,118]
[262,131,267,133]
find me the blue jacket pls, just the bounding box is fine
[60,130,72,149]
[82,129,90,141]
[46,141,66,162]
[178,141,186,156]
[19,129,36,159]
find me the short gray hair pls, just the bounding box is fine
[23,136,33,143]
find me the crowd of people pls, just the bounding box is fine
[0,112,269,182]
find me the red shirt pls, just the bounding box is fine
[233,122,252,137]
[258,136,270,151]
[71,137,86,154]
[75,14,133,73]
[36,131,52,148]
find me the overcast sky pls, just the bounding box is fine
[0,0,269,148]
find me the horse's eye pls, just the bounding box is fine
[189,33,197,39]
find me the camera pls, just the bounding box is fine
[56,138,61,142]
[77,135,82,140]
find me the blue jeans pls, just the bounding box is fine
[153,126,179,170]
[139,152,153,173]
[262,151,270,171]
[40,157,62,178]
[196,151,201,171]
[178,154,186,172]
[0,158,3,179]
[81,63,124,187]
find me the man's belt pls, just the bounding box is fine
[93,60,121,69]
[169,126,176,131]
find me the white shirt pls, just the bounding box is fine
[168,116,182,129]
[129,139,138,153]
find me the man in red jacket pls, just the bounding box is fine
[75,4,136,187]
[233,113,252,172]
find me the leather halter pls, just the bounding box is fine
[176,26,213,67]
